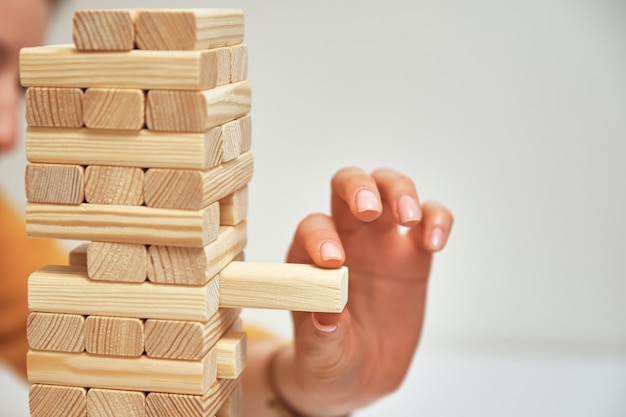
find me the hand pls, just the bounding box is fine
[273,167,454,417]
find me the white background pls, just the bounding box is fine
[1,1,625,416]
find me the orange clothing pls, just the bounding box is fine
[0,190,67,378]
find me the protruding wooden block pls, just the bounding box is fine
[84,316,144,357]
[69,243,88,267]
[135,9,244,51]
[146,378,238,417]
[27,312,84,353]
[147,222,247,285]
[87,242,147,282]
[87,389,146,417]
[29,384,86,417]
[25,163,84,205]
[219,187,248,226]
[238,114,252,153]
[146,80,251,132]
[145,308,240,361]
[26,126,222,170]
[85,166,144,206]
[27,349,218,396]
[83,88,145,130]
[216,385,242,417]
[25,87,83,128]
[73,9,137,51]
[230,45,247,83]
[216,331,246,379]
[26,202,220,248]
[220,118,243,162]
[144,151,253,210]
[28,265,220,321]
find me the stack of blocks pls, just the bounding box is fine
[20,8,348,417]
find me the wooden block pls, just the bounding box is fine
[84,316,144,357]
[83,88,145,130]
[216,331,246,379]
[25,87,83,127]
[26,202,220,247]
[219,262,349,313]
[73,9,136,51]
[85,165,144,205]
[69,243,88,267]
[220,118,242,162]
[30,384,86,417]
[20,45,230,90]
[216,385,242,417]
[238,114,252,153]
[230,45,247,83]
[147,221,247,285]
[144,151,253,210]
[26,126,222,170]
[27,349,217,396]
[27,312,84,353]
[135,9,244,51]
[25,163,84,205]
[146,378,238,417]
[219,187,248,226]
[146,80,251,132]
[87,242,147,282]
[87,389,146,417]
[28,265,220,321]
[145,308,240,361]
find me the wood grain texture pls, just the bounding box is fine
[20,45,229,90]
[238,114,252,153]
[230,44,248,83]
[87,389,146,417]
[147,222,247,285]
[144,151,253,210]
[219,187,248,226]
[220,118,243,162]
[135,9,244,51]
[73,9,137,51]
[69,243,88,267]
[216,385,242,417]
[27,312,85,353]
[26,202,220,248]
[28,265,220,321]
[145,308,240,361]
[87,242,147,282]
[25,163,84,205]
[146,378,238,417]
[85,165,144,205]
[29,384,86,417]
[25,87,83,127]
[146,80,251,132]
[27,349,217,395]
[26,126,222,170]
[216,331,246,379]
[84,316,144,357]
[219,262,349,313]
[83,88,145,130]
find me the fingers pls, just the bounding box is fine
[287,213,344,268]
[410,201,454,252]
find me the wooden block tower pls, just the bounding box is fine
[20,9,348,417]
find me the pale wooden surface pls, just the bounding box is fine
[220,118,244,162]
[26,312,84,353]
[216,331,247,379]
[28,265,220,321]
[25,87,83,128]
[25,202,220,247]
[230,45,248,83]
[216,385,242,417]
[68,243,88,267]
[87,242,147,282]
[144,151,253,210]
[135,9,244,51]
[73,9,137,51]
[84,165,144,205]
[147,222,247,285]
[146,378,238,417]
[83,88,145,130]
[26,126,222,170]
[146,80,251,132]
[219,187,248,226]
[87,388,146,417]
[84,316,144,357]
[145,308,241,361]
[27,349,217,396]
[29,384,86,417]
[238,114,252,153]
[25,163,84,205]
[20,45,229,90]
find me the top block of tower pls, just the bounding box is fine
[73,9,244,51]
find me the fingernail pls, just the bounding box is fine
[356,190,381,213]
[312,314,338,333]
[320,241,342,261]
[398,195,422,223]
[429,227,445,251]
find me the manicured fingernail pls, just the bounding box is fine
[312,314,338,333]
[398,195,422,223]
[356,190,381,213]
[429,227,445,251]
[320,241,342,261]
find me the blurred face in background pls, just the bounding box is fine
[0,0,51,154]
